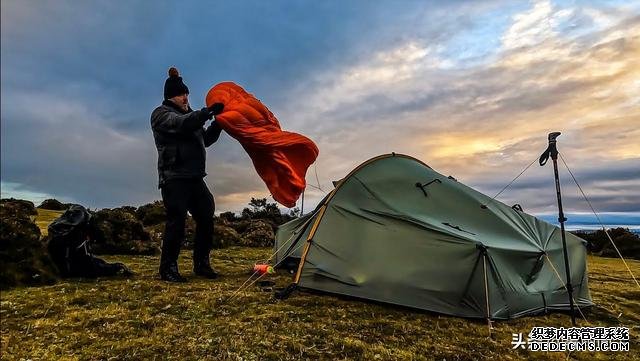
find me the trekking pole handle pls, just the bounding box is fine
[548,132,561,160]
[540,132,562,165]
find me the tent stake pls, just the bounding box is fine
[539,132,576,326]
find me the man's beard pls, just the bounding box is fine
[181,102,189,112]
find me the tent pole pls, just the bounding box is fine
[291,155,426,289]
[293,204,328,284]
[301,189,305,216]
[539,132,576,326]
[482,252,492,336]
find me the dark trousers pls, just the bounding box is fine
[160,178,215,271]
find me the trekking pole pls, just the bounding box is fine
[539,132,576,326]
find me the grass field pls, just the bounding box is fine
[32,208,64,237]
[1,215,638,360]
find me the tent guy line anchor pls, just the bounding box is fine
[224,214,317,303]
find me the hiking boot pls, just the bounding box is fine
[194,257,219,279]
[160,262,187,283]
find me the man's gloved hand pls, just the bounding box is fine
[200,107,215,120]
[209,102,224,115]
[199,103,224,121]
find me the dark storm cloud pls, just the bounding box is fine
[1,0,638,219]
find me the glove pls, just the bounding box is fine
[208,102,224,116]
[199,107,214,120]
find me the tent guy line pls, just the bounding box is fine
[559,153,640,289]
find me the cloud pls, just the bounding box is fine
[1,89,158,207]
[0,182,60,206]
[1,0,477,211]
[1,0,638,218]
[272,1,640,213]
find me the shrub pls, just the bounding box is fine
[238,220,276,247]
[90,208,158,255]
[0,200,58,288]
[240,197,299,226]
[135,201,165,226]
[1,198,38,216]
[572,228,640,260]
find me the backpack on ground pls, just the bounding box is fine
[47,205,132,278]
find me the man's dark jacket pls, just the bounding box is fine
[151,100,222,187]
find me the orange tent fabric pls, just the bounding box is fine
[205,82,319,207]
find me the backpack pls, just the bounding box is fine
[47,205,132,278]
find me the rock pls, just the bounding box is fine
[239,219,276,247]
[90,208,158,255]
[0,200,58,288]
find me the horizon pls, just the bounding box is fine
[2,1,639,224]
[3,192,639,231]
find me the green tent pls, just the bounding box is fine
[275,153,592,319]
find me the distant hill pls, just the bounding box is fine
[537,213,640,233]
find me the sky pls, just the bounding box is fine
[1,0,639,228]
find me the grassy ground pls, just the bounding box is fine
[1,219,638,360]
[32,209,64,237]
[1,251,638,360]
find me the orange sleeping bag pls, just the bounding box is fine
[205,82,319,207]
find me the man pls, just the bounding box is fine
[150,67,224,282]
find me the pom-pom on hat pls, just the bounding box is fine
[164,67,190,100]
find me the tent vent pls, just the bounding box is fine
[415,179,442,197]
